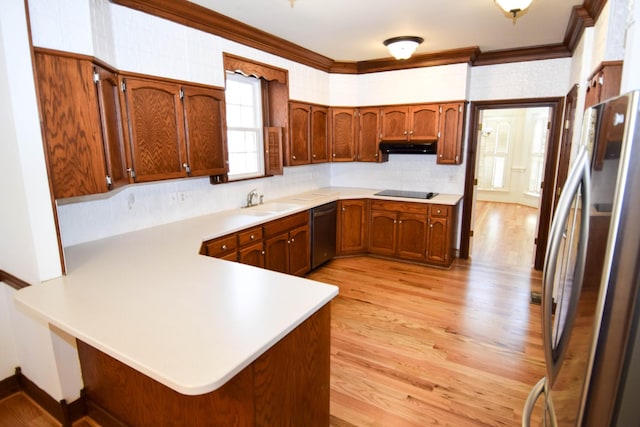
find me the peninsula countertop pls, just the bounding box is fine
[14,187,461,396]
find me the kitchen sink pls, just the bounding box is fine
[242,202,301,215]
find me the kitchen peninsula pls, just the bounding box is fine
[14,187,461,426]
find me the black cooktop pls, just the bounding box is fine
[374,190,438,200]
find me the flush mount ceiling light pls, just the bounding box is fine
[383,36,424,60]
[495,0,534,22]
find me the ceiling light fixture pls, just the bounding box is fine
[383,36,424,60]
[494,0,534,22]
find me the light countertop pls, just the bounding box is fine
[14,187,461,395]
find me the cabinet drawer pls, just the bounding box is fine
[263,211,309,238]
[238,226,263,247]
[371,200,429,214]
[430,205,450,218]
[203,234,237,257]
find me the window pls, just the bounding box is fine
[225,72,264,180]
[526,113,548,196]
[478,119,511,191]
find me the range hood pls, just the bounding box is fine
[379,141,437,154]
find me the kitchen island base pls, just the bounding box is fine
[77,304,331,427]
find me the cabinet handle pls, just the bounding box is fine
[333,153,336,157]
[409,131,413,135]
[437,209,442,214]
[399,220,403,224]
[222,244,227,250]
[394,220,397,224]
[261,250,265,255]
[183,163,191,174]
[342,207,346,211]
[291,237,295,243]
[313,154,316,158]
[250,234,255,240]
[292,155,297,160]
[403,130,408,135]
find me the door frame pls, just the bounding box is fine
[459,97,565,270]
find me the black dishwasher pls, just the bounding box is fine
[311,201,337,270]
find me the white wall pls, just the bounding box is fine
[621,0,640,92]
[0,0,75,400]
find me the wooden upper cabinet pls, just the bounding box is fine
[437,103,465,165]
[410,104,439,140]
[34,51,125,199]
[311,106,329,163]
[182,86,228,176]
[380,106,409,141]
[121,77,186,182]
[584,61,623,110]
[95,65,129,192]
[331,108,357,161]
[288,102,311,165]
[357,107,385,162]
[121,75,228,182]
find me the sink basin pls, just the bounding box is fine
[242,202,301,216]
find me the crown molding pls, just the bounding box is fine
[109,0,335,72]
[110,0,603,74]
[474,43,572,66]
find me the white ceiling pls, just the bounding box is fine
[188,0,582,62]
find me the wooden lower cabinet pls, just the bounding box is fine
[264,212,310,276]
[76,303,331,427]
[337,200,369,255]
[369,201,428,263]
[427,204,455,266]
[368,200,456,267]
[238,226,264,268]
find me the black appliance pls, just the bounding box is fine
[379,141,437,154]
[374,189,438,199]
[311,202,337,269]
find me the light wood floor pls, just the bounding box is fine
[308,256,545,426]
[0,393,96,427]
[472,201,539,271]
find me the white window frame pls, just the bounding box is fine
[225,72,265,181]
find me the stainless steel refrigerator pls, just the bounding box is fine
[522,90,640,426]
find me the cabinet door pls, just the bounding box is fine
[437,103,464,165]
[95,65,129,191]
[397,213,428,262]
[121,77,187,182]
[203,234,238,259]
[331,108,357,161]
[369,210,397,256]
[265,233,290,273]
[427,217,449,264]
[410,104,439,140]
[311,106,329,163]
[34,52,109,198]
[182,85,228,176]
[239,241,265,268]
[357,108,383,162]
[380,106,409,141]
[288,102,311,165]
[289,224,311,276]
[337,200,368,255]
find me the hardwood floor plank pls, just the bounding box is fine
[308,256,545,427]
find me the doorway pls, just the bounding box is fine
[460,98,565,271]
[472,106,552,268]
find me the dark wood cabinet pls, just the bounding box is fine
[330,108,357,161]
[288,102,312,165]
[311,106,329,163]
[238,226,264,268]
[288,102,329,165]
[437,103,464,165]
[34,50,127,199]
[410,104,439,140]
[357,108,386,162]
[380,104,439,142]
[380,105,409,141]
[369,200,429,262]
[584,61,623,110]
[263,211,310,276]
[182,86,228,176]
[121,75,228,183]
[337,200,369,255]
[427,204,455,266]
[201,234,238,260]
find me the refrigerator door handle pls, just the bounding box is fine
[542,148,591,385]
[522,377,546,427]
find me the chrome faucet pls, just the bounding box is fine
[247,188,259,207]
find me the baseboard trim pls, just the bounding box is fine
[1,367,85,427]
[0,270,32,290]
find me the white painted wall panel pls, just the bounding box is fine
[28,0,94,55]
